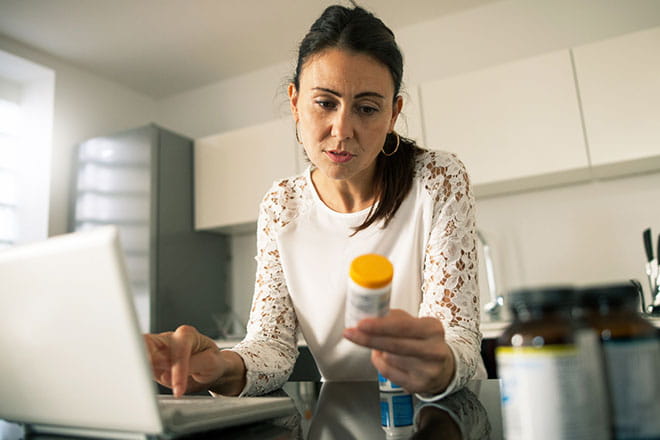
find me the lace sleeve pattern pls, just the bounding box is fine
[229,178,305,396]
[417,151,481,395]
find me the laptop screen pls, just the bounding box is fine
[0,227,162,434]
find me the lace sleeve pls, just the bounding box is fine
[229,183,300,396]
[418,152,481,395]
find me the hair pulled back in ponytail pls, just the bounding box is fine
[293,4,423,234]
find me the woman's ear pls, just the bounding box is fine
[288,83,299,122]
[389,95,403,131]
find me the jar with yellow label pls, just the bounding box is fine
[345,253,393,329]
[496,286,610,440]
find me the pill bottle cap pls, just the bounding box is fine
[350,254,393,289]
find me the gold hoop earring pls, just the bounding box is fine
[295,123,303,145]
[381,131,400,156]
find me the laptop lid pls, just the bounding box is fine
[0,226,163,435]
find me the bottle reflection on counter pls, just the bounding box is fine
[380,390,414,439]
[302,380,492,439]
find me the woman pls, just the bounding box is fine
[145,4,486,400]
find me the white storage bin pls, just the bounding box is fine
[79,137,150,165]
[76,193,149,222]
[77,164,150,194]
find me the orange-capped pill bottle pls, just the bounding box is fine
[345,254,393,329]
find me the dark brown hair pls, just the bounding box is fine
[292,4,423,234]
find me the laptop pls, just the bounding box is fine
[0,226,296,439]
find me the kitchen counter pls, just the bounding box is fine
[4,380,503,439]
[12,375,660,439]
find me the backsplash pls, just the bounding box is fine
[476,170,660,293]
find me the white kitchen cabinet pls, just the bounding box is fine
[572,26,660,177]
[195,117,297,231]
[420,50,590,196]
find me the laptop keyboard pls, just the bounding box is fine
[157,394,296,431]
[159,395,262,416]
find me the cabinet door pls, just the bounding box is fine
[420,50,589,196]
[194,118,297,230]
[572,26,660,176]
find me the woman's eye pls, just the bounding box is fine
[358,106,379,115]
[315,100,336,110]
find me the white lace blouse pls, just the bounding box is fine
[230,149,485,397]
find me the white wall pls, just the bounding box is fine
[157,61,293,139]
[151,0,660,322]
[476,172,660,296]
[228,231,259,328]
[0,36,157,237]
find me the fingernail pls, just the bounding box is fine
[344,328,355,338]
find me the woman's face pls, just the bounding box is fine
[289,48,402,185]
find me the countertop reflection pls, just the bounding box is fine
[292,380,502,440]
[2,380,502,440]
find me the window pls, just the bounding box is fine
[0,49,55,248]
[0,91,21,249]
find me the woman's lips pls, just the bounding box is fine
[325,150,354,163]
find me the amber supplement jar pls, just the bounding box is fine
[496,286,610,440]
[576,283,660,440]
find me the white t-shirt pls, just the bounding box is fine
[231,149,486,397]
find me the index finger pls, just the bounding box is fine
[170,325,197,397]
[357,310,444,339]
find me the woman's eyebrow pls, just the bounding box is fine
[312,87,385,100]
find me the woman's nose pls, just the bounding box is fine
[330,108,354,140]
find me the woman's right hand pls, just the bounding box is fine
[144,325,246,397]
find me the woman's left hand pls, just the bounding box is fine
[343,309,455,395]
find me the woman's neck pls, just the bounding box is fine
[310,168,377,213]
